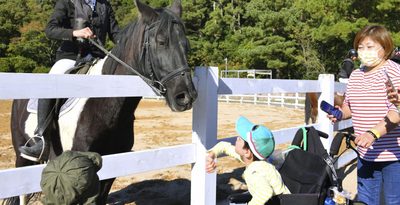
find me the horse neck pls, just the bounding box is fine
[103,21,145,75]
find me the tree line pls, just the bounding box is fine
[0,0,399,79]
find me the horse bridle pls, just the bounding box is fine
[89,19,190,96]
[141,20,191,95]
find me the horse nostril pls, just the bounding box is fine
[175,92,190,106]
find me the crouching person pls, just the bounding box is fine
[40,151,102,204]
[206,116,290,205]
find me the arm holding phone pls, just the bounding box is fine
[323,100,399,148]
[386,78,400,108]
[321,100,352,123]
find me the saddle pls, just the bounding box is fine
[27,58,99,116]
[71,58,99,75]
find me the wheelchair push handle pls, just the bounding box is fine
[330,131,358,158]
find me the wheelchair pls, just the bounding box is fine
[228,127,366,205]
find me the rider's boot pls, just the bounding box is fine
[19,99,55,162]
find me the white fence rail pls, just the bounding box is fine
[147,94,305,109]
[219,93,305,108]
[220,69,272,79]
[0,68,353,204]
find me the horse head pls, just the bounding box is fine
[134,0,197,112]
[103,0,197,112]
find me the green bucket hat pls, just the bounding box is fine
[40,151,102,205]
[235,116,275,160]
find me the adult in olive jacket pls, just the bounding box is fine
[41,151,102,204]
[19,0,120,163]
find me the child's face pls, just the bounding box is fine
[234,136,247,156]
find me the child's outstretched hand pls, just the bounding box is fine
[206,152,216,173]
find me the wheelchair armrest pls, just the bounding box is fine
[277,193,320,205]
[227,191,252,203]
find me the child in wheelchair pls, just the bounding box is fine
[206,116,290,205]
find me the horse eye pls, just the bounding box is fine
[158,40,166,46]
[157,36,167,46]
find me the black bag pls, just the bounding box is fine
[228,126,333,205]
[277,127,332,205]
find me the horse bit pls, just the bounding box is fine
[89,19,190,96]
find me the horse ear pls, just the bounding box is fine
[170,0,182,17]
[134,0,158,24]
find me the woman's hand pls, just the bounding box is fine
[326,105,342,123]
[354,132,375,148]
[386,81,400,106]
[205,152,216,173]
[73,27,96,39]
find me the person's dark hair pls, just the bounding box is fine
[347,49,358,58]
[353,25,394,60]
[242,141,260,161]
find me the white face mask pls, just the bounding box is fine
[358,47,383,67]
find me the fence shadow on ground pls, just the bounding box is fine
[106,167,246,205]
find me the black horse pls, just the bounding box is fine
[8,0,197,204]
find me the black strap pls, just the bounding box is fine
[35,103,57,137]
[88,38,165,95]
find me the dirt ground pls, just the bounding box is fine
[0,99,356,204]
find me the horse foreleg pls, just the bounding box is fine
[98,178,116,205]
[19,195,27,205]
[305,94,312,124]
[311,107,318,123]
[305,93,319,124]
[334,94,345,107]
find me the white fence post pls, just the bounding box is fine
[317,74,335,149]
[191,67,218,205]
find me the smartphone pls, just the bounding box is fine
[320,100,343,120]
[383,70,400,112]
[384,70,397,93]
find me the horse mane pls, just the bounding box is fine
[102,8,187,75]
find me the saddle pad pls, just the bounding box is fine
[26,58,105,117]
[27,98,80,118]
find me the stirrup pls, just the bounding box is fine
[20,135,47,162]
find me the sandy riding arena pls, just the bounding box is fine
[0,99,317,204]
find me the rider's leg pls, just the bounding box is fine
[18,59,76,162]
[19,99,56,161]
[49,59,76,74]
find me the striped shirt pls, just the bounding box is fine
[209,142,290,205]
[345,59,400,162]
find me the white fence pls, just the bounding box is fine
[0,67,354,204]
[148,93,305,109]
[220,69,273,79]
[219,93,305,108]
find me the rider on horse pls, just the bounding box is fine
[19,0,120,162]
[338,49,358,83]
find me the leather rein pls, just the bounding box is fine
[89,20,190,96]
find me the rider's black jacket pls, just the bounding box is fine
[45,0,120,61]
[338,58,354,79]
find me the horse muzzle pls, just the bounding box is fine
[165,79,197,112]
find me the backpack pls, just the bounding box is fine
[278,127,334,205]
